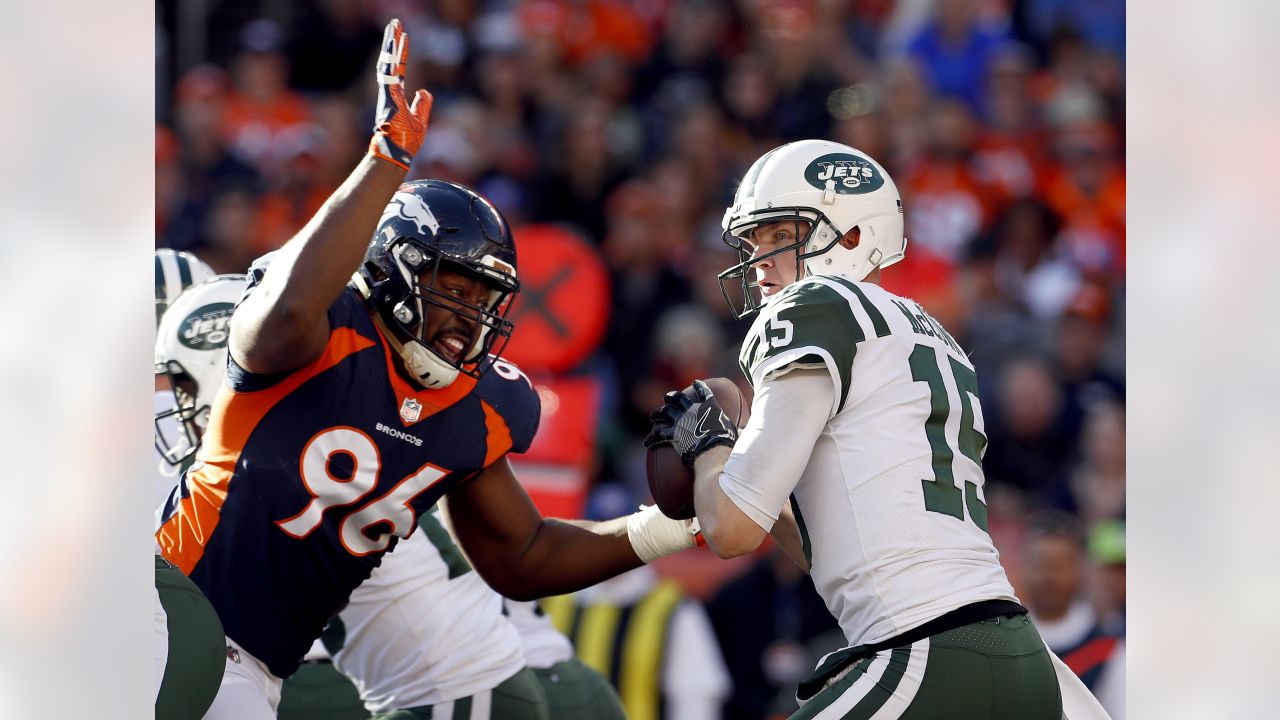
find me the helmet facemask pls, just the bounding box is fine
[717,211,845,319]
[154,360,209,466]
[380,238,518,388]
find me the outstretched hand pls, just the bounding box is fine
[368,18,433,170]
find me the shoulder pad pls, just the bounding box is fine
[240,251,279,303]
[738,277,886,413]
[475,358,542,454]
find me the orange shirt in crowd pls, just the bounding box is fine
[901,158,999,266]
[518,0,654,66]
[972,128,1051,204]
[253,184,331,256]
[1041,165,1126,277]
[220,91,313,169]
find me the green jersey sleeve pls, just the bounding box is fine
[738,279,867,414]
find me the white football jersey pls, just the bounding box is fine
[721,275,1018,648]
[331,507,524,713]
[501,599,574,670]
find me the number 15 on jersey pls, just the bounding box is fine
[909,344,990,533]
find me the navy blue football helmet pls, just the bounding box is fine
[356,180,520,388]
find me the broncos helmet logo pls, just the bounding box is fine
[380,191,441,236]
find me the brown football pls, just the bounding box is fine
[646,377,750,519]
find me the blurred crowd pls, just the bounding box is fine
[156,0,1125,716]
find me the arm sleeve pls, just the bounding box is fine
[718,368,834,533]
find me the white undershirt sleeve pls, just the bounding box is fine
[718,368,834,533]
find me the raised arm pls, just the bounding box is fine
[230,19,433,374]
[443,457,697,600]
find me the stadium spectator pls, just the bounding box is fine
[1022,512,1125,718]
[1063,402,1126,523]
[906,0,1012,111]
[984,355,1074,501]
[221,20,313,172]
[286,0,384,93]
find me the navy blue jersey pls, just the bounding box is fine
[157,276,540,678]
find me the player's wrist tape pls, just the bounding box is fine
[626,504,697,563]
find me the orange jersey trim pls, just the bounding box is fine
[480,400,513,467]
[370,320,478,426]
[157,327,377,574]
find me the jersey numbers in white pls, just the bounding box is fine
[909,344,990,532]
[765,315,794,349]
[491,357,527,383]
[276,426,449,555]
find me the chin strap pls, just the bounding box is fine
[352,273,459,390]
[393,336,458,389]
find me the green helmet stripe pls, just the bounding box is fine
[176,254,193,287]
[740,144,785,199]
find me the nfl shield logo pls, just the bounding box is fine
[400,397,423,424]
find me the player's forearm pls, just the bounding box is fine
[231,157,406,372]
[447,458,693,600]
[693,446,764,558]
[495,517,645,600]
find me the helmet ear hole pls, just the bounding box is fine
[840,226,861,250]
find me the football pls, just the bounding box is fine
[646,377,749,519]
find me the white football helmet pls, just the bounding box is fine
[154,274,246,466]
[719,139,906,317]
[155,249,215,327]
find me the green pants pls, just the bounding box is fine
[373,667,551,720]
[155,555,225,720]
[278,661,370,720]
[532,658,627,720]
[793,613,1061,720]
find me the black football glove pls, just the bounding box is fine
[644,380,739,466]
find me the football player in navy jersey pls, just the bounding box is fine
[156,19,698,719]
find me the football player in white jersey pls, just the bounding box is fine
[502,600,628,720]
[284,517,629,720]
[320,496,628,720]
[646,140,1111,719]
[153,270,240,719]
[318,506,551,719]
